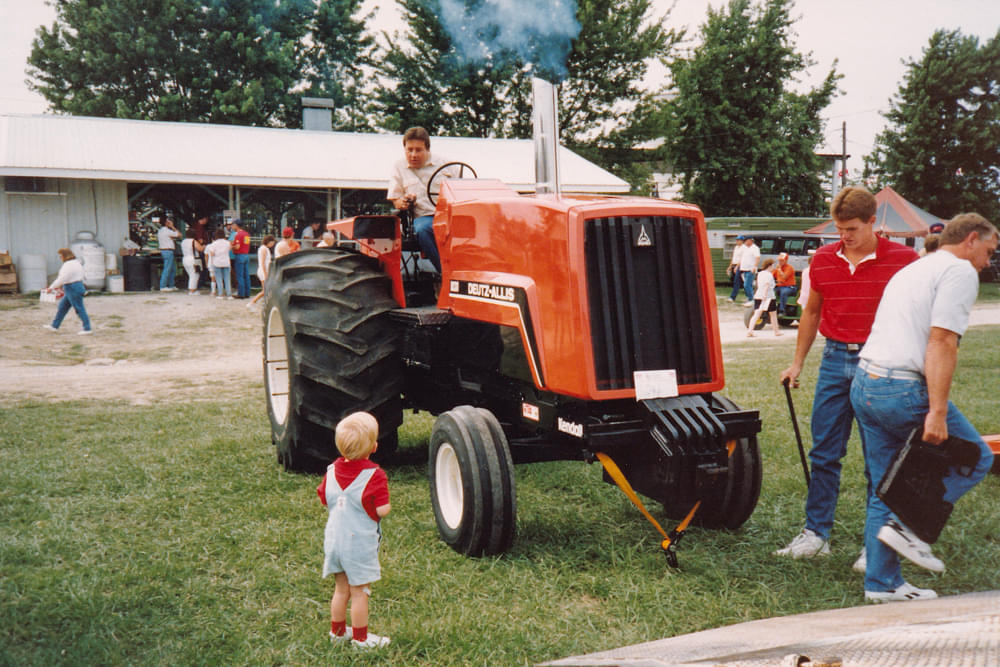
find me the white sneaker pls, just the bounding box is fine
[352,632,390,649]
[42,324,58,332]
[877,520,944,572]
[329,628,352,642]
[852,547,867,573]
[773,528,831,559]
[865,581,937,603]
[78,329,93,336]
[743,301,753,307]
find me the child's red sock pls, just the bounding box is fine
[353,626,368,642]
[331,620,347,637]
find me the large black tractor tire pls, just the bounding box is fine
[429,406,517,556]
[661,395,762,530]
[263,249,402,473]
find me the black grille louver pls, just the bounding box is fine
[584,216,712,390]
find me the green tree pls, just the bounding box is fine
[27,0,372,128]
[659,0,838,216]
[376,0,675,153]
[865,29,1000,221]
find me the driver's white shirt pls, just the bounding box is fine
[387,154,454,218]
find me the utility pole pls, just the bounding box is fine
[841,122,848,189]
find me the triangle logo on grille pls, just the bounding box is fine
[636,224,653,247]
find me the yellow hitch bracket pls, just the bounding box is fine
[596,440,738,568]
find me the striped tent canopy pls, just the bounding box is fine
[805,186,944,237]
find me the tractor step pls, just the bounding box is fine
[390,306,453,326]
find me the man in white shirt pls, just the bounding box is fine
[157,216,181,291]
[386,126,455,272]
[737,236,760,305]
[850,213,997,603]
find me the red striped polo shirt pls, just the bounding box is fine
[810,235,918,343]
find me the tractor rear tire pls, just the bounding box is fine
[429,406,517,556]
[661,395,762,530]
[263,249,402,473]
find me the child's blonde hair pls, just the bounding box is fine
[335,412,379,460]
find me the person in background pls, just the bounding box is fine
[231,218,251,299]
[192,215,212,289]
[274,226,300,258]
[728,235,745,302]
[852,213,997,603]
[248,235,277,308]
[42,248,92,335]
[206,228,233,299]
[775,186,918,566]
[302,219,323,248]
[157,216,181,291]
[747,259,783,337]
[774,252,797,315]
[317,412,391,650]
[180,229,204,295]
[316,231,336,248]
[738,236,760,306]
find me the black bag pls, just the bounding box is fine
[876,427,982,544]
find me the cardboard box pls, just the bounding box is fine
[0,251,12,266]
[0,271,17,285]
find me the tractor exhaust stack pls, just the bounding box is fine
[532,77,561,196]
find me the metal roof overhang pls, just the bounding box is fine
[0,114,629,194]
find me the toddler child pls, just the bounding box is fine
[747,258,783,337]
[317,412,391,649]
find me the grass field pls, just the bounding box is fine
[2,328,999,666]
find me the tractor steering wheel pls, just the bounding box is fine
[427,161,478,207]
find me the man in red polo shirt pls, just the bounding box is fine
[775,187,918,567]
[231,218,252,299]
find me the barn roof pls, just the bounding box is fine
[0,113,629,193]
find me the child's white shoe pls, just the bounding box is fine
[352,632,390,649]
[329,628,352,642]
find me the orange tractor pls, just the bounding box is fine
[261,80,762,559]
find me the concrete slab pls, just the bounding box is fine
[543,590,1000,667]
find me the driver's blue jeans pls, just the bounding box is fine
[414,215,440,272]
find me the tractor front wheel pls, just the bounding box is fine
[429,406,517,556]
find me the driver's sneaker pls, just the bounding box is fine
[877,519,944,572]
[352,632,390,649]
[865,582,937,603]
[774,528,830,559]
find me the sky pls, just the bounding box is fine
[1,0,998,175]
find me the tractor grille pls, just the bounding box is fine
[584,215,712,391]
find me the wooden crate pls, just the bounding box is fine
[0,265,18,293]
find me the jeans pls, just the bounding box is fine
[804,340,868,540]
[776,285,797,314]
[234,254,250,298]
[728,268,743,300]
[414,215,440,272]
[741,270,755,302]
[52,281,91,331]
[850,368,992,592]
[213,266,232,296]
[159,249,176,289]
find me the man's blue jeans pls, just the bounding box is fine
[741,270,755,302]
[159,249,176,289]
[729,269,743,300]
[234,254,250,298]
[414,215,440,272]
[52,281,91,331]
[776,285,797,314]
[804,340,868,540]
[850,368,992,592]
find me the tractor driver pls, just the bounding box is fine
[387,127,455,272]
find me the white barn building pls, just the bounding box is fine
[0,112,628,289]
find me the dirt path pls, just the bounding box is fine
[2,291,999,405]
